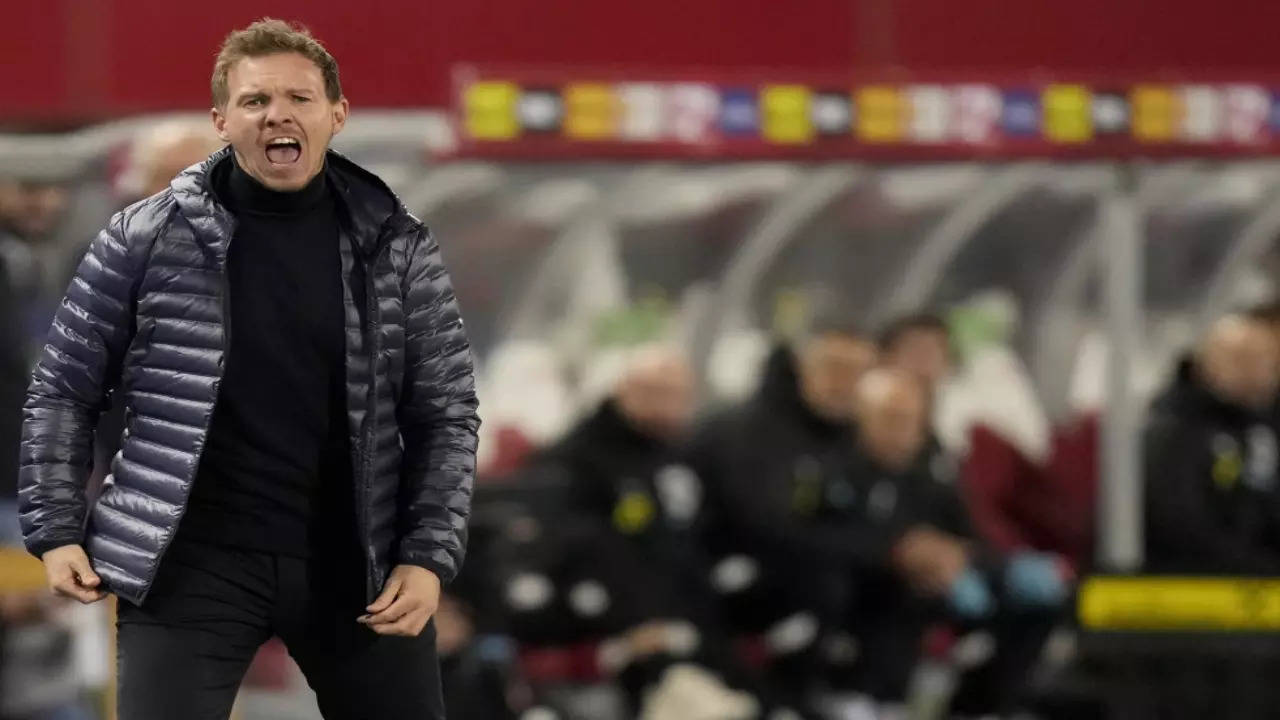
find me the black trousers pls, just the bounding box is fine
[115,539,444,720]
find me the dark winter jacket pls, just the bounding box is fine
[18,147,480,604]
[1143,358,1280,574]
[688,346,859,562]
[822,442,979,568]
[538,400,712,634]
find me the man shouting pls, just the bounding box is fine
[18,18,479,719]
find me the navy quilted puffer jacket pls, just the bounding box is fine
[18,147,480,605]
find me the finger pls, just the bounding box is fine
[366,576,403,613]
[371,611,425,637]
[55,580,104,604]
[70,557,101,588]
[362,596,418,626]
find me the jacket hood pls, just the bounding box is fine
[588,399,667,454]
[170,146,416,257]
[756,344,850,440]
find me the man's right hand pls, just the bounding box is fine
[892,526,969,595]
[40,545,106,604]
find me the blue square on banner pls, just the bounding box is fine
[721,89,759,135]
[1002,90,1039,137]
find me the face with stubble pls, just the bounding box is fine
[211,52,348,191]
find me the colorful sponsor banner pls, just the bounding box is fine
[1001,89,1039,138]
[760,85,814,144]
[463,81,521,140]
[1131,85,1179,143]
[952,84,1002,144]
[1224,85,1269,144]
[908,85,950,143]
[1092,91,1129,136]
[516,88,563,134]
[563,83,619,140]
[617,83,664,141]
[667,83,720,144]
[455,73,1280,156]
[720,88,759,136]
[812,91,853,136]
[1043,84,1092,143]
[856,86,906,142]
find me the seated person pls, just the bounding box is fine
[828,367,1065,715]
[1144,312,1280,574]
[686,323,877,703]
[528,346,736,711]
[878,312,957,483]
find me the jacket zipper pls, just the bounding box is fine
[358,228,395,602]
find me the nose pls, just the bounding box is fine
[264,99,295,128]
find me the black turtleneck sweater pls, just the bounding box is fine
[180,156,352,557]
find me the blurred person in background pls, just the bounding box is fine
[879,312,953,391]
[433,592,516,719]
[115,119,226,204]
[0,176,89,720]
[1144,312,1280,574]
[687,320,877,708]
[0,176,71,364]
[18,19,478,720]
[879,312,959,483]
[834,367,1064,716]
[1246,300,1280,433]
[531,346,745,713]
[882,310,1088,577]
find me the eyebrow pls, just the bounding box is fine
[233,87,318,102]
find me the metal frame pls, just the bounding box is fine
[701,166,864,347]
[1099,190,1145,572]
[871,164,1043,325]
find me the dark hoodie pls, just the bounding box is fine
[537,400,711,633]
[1144,357,1280,573]
[688,346,891,565]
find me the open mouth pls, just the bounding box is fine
[265,137,302,165]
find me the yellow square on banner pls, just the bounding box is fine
[564,84,620,140]
[856,86,906,142]
[761,85,814,144]
[464,81,520,140]
[1043,84,1092,143]
[1131,85,1180,142]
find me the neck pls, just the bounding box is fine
[226,153,327,215]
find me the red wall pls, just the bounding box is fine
[3,0,1280,124]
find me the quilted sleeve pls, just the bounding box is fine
[395,227,480,584]
[19,206,154,558]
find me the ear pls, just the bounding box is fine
[211,107,231,143]
[331,97,350,136]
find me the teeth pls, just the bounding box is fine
[268,138,299,146]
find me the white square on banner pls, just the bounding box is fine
[618,83,664,141]
[1092,94,1129,134]
[1180,85,1223,142]
[667,83,721,144]
[909,85,951,142]
[812,93,852,134]
[518,91,562,132]
[951,85,1002,144]
[1224,85,1269,144]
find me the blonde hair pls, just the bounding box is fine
[211,18,341,108]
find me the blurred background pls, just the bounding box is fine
[6,1,1280,718]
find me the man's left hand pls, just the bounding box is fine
[358,565,440,637]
